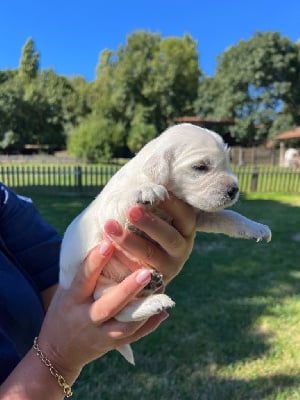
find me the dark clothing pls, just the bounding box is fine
[0,184,61,382]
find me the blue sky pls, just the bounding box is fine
[1,0,299,81]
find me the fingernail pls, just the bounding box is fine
[128,207,145,223]
[104,220,123,237]
[159,310,169,321]
[98,240,113,256]
[135,269,151,285]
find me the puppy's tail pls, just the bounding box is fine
[116,344,135,365]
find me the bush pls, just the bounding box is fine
[68,115,125,162]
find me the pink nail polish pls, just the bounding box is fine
[159,310,169,321]
[98,241,113,256]
[135,269,151,284]
[128,207,144,223]
[104,220,123,237]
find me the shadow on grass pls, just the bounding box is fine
[75,360,300,400]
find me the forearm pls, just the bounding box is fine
[41,284,58,310]
[0,346,80,400]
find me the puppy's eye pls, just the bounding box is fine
[192,164,209,172]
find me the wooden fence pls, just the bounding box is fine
[0,164,299,193]
[0,165,120,194]
[232,166,300,193]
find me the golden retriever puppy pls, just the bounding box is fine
[59,123,271,364]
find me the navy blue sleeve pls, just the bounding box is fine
[0,184,61,291]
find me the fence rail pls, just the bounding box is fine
[0,164,299,193]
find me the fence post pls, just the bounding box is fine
[238,147,244,166]
[75,166,82,191]
[251,147,257,165]
[279,142,285,167]
[251,167,259,192]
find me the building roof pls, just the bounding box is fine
[265,127,300,148]
[173,116,235,124]
[272,127,300,140]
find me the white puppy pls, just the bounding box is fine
[59,123,271,364]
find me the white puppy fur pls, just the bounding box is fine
[59,123,271,364]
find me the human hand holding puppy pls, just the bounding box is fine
[0,199,196,400]
[40,198,195,372]
[105,194,196,286]
[59,123,271,365]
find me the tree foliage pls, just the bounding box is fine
[0,78,30,150]
[195,31,300,145]
[19,38,39,82]
[88,31,200,157]
[0,39,90,152]
[0,31,300,157]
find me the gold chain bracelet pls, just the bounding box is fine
[33,337,73,398]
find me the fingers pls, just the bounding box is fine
[100,310,169,342]
[104,219,164,270]
[103,195,196,273]
[127,195,196,252]
[127,206,185,257]
[89,269,151,324]
[127,310,169,341]
[159,193,196,238]
[70,240,114,301]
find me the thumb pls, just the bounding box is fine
[71,240,115,301]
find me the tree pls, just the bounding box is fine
[194,31,300,145]
[149,34,200,122]
[19,38,39,82]
[31,70,90,144]
[90,30,201,157]
[0,78,31,151]
[0,69,16,84]
[127,105,157,153]
[93,31,162,127]
[69,75,92,117]
[0,65,90,152]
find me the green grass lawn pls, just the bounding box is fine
[23,191,300,400]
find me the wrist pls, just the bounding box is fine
[33,336,82,390]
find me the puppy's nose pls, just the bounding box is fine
[227,184,239,200]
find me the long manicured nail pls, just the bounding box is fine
[127,207,145,223]
[98,240,113,256]
[135,269,151,285]
[104,220,123,237]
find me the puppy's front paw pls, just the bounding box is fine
[115,294,175,322]
[254,224,272,242]
[239,222,272,243]
[131,183,168,205]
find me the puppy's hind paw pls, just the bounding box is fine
[143,270,163,293]
[115,294,175,322]
[131,184,169,205]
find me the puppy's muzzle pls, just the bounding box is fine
[227,184,239,200]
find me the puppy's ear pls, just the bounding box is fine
[142,149,172,185]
